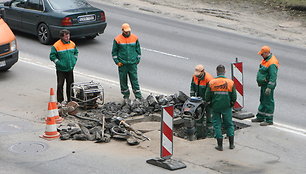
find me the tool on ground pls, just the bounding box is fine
[120,120,151,141]
[59,101,79,116]
[71,81,104,109]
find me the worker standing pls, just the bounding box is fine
[205,65,237,151]
[112,23,142,101]
[50,29,78,103]
[252,46,279,126]
[190,64,214,138]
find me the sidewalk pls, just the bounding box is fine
[1,60,306,174]
[138,120,306,173]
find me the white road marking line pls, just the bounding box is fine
[141,47,190,60]
[244,119,306,137]
[19,57,306,137]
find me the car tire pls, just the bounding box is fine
[37,23,52,45]
[85,34,97,40]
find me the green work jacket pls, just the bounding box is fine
[256,54,279,89]
[49,40,78,72]
[112,33,141,65]
[205,75,237,111]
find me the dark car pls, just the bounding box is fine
[0,0,107,44]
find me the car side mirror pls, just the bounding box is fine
[4,1,11,7]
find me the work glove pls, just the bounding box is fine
[117,62,123,67]
[265,88,271,96]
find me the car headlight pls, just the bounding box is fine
[10,40,17,52]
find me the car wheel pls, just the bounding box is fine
[85,34,97,40]
[37,23,52,45]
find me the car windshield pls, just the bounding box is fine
[48,0,92,10]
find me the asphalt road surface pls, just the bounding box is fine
[5,1,306,130]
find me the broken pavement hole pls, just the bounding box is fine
[172,119,250,141]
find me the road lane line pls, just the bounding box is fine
[19,57,165,95]
[141,47,190,60]
[244,119,306,137]
[19,57,306,137]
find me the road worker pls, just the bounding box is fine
[50,29,78,103]
[190,64,214,138]
[205,65,237,151]
[252,46,279,126]
[112,23,142,102]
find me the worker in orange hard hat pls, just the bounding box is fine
[252,46,280,126]
[112,23,142,102]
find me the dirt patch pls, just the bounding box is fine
[95,0,306,47]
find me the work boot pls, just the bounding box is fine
[123,98,131,105]
[215,138,223,151]
[251,118,264,123]
[260,122,273,126]
[229,136,235,149]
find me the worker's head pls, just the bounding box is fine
[121,23,131,37]
[194,64,205,78]
[216,64,226,76]
[59,29,70,42]
[257,46,271,59]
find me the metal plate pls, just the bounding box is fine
[0,121,34,133]
[78,14,95,22]
[9,141,48,154]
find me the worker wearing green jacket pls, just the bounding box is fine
[112,23,142,101]
[190,64,214,138]
[205,65,237,151]
[50,29,78,103]
[252,46,279,126]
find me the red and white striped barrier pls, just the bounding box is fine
[231,58,244,111]
[146,104,186,170]
[161,105,173,159]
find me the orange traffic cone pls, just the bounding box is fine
[40,102,60,140]
[49,88,64,124]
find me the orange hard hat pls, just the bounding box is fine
[258,46,271,55]
[121,23,131,32]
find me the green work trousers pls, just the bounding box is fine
[256,85,275,123]
[118,64,142,99]
[212,107,234,139]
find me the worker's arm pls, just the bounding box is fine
[49,46,59,64]
[135,39,141,63]
[111,39,119,64]
[190,77,196,97]
[267,64,278,89]
[230,85,237,107]
[205,84,212,103]
[74,46,79,60]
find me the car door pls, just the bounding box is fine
[3,0,27,30]
[19,0,44,34]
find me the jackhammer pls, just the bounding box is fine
[180,97,208,141]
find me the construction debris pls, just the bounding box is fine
[58,91,190,145]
